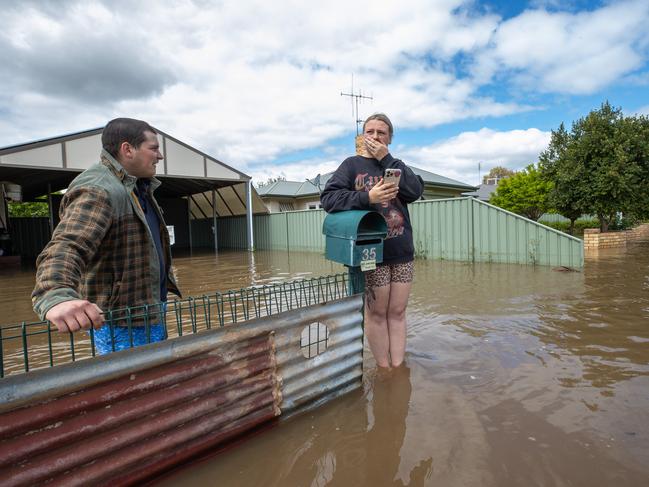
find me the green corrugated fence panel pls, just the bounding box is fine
[217,216,248,249]
[285,210,326,252]
[190,219,215,248]
[538,213,594,223]
[8,217,51,258]
[265,213,289,250]
[253,214,272,250]
[411,198,472,261]
[409,198,583,267]
[199,198,583,267]
[469,198,583,267]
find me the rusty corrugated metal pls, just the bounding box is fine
[0,295,364,485]
[0,333,281,487]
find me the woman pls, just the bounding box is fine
[321,113,424,368]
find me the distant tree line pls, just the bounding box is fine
[256,176,286,188]
[8,201,49,218]
[489,102,649,234]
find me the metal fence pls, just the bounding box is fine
[413,197,585,267]
[10,199,585,268]
[246,199,584,268]
[0,294,365,486]
[0,273,353,378]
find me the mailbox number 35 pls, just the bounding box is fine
[361,247,377,261]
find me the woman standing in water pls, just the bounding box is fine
[321,113,424,368]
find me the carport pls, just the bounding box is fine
[0,127,268,258]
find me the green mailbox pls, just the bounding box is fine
[322,210,388,294]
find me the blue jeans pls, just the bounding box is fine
[92,302,168,355]
[92,323,167,355]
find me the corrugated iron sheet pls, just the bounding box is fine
[0,294,364,485]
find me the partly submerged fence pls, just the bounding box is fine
[0,293,364,486]
[411,198,584,268]
[13,198,584,268]
[217,198,583,268]
[0,273,353,378]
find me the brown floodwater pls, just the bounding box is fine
[1,244,649,486]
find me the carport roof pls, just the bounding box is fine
[0,127,251,201]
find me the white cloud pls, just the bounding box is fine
[248,157,343,187]
[246,127,551,188]
[400,127,551,185]
[635,105,649,116]
[0,0,517,162]
[0,0,646,180]
[474,0,649,94]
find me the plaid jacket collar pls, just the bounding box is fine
[100,149,162,192]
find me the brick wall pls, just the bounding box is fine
[584,223,649,250]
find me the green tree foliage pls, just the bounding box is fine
[489,164,553,221]
[256,176,286,188]
[483,166,515,184]
[8,201,49,217]
[540,102,649,232]
[538,123,586,235]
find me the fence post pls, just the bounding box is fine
[468,197,475,263]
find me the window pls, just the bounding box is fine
[279,202,295,212]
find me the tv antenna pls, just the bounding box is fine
[340,74,373,135]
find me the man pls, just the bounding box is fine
[32,118,181,354]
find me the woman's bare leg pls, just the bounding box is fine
[365,284,391,368]
[386,281,412,367]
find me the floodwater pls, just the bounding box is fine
[2,244,649,486]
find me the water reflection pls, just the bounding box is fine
[3,244,649,485]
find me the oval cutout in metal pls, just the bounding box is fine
[300,322,329,358]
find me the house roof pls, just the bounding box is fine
[462,183,498,201]
[256,180,319,197]
[0,126,250,201]
[257,165,476,198]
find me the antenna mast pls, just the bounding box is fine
[340,74,373,135]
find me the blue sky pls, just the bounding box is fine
[1,0,648,187]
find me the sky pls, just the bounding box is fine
[1,0,648,188]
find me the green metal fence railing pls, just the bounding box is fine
[0,273,354,379]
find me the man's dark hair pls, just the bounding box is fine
[102,118,157,158]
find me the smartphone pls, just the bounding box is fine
[383,168,401,186]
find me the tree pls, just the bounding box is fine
[256,176,286,188]
[8,201,49,217]
[483,166,515,184]
[489,164,553,221]
[538,123,587,235]
[540,102,649,232]
[617,114,649,222]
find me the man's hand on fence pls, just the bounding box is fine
[45,300,104,333]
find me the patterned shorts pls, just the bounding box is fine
[365,261,415,291]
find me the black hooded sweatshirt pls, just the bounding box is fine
[320,153,424,264]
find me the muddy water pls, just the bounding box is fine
[2,244,649,485]
[0,250,344,323]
